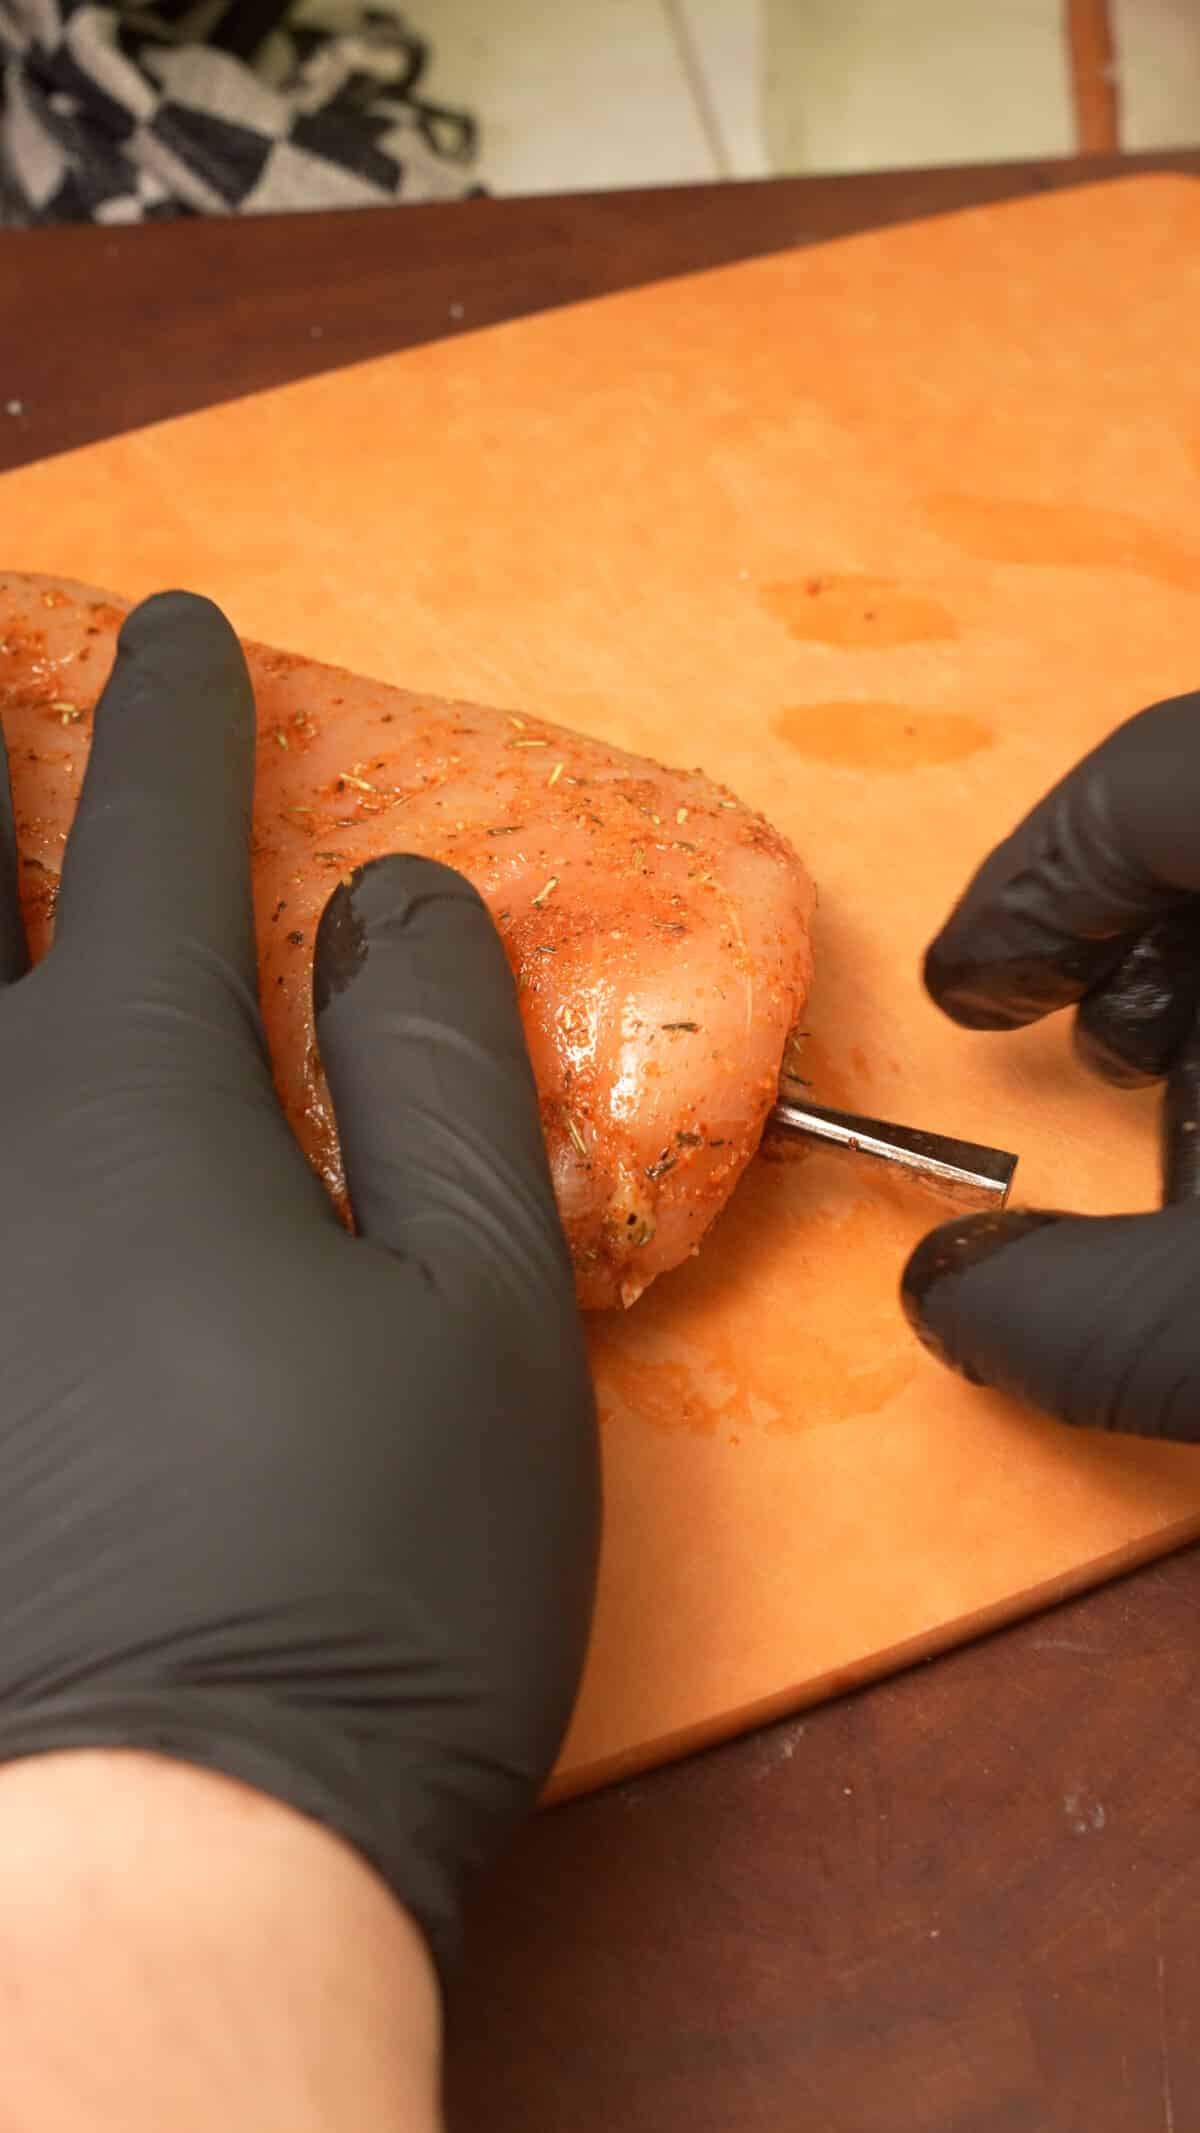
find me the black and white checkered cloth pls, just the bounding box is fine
[0,0,480,223]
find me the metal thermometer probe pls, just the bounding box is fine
[763,1079,1019,1213]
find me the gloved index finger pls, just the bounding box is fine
[313,853,576,1305]
[925,692,1200,1031]
[54,591,259,1004]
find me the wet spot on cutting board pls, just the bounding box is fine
[773,700,991,771]
[587,1161,921,1437]
[760,574,957,647]
[925,495,1200,593]
[589,1308,916,1439]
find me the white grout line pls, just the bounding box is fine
[660,0,731,178]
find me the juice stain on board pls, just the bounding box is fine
[925,495,1200,593]
[772,700,992,772]
[589,1153,923,1440]
[759,574,957,648]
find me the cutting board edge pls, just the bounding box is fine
[10,170,1200,1802]
[543,1504,1200,1803]
[14,173,1195,494]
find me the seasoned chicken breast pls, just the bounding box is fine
[0,574,815,1307]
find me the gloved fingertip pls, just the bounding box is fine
[901,1208,1066,1374]
[922,941,1027,1031]
[343,852,485,920]
[118,588,241,662]
[1071,919,1200,1091]
[313,872,367,1019]
[1071,1013,1161,1090]
[314,855,490,1020]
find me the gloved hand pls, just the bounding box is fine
[903,689,1200,1439]
[0,591,598,1993]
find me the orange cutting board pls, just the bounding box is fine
[6,174,1200,1795]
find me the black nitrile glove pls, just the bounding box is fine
[903,689,1200,1439]
[0,591,599,1991]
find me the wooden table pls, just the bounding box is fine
[6,150,1200,2131]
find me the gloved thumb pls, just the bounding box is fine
[902,1200,1200,1439]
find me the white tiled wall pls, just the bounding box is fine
[669,0,770,178]
[421,0,713,194]
[419,0,1200,198]
[1114,0,1200,151]
[761,0,1074,175]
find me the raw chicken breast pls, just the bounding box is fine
[0,574,814,1308]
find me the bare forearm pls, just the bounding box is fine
[0,1752,441,2132]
